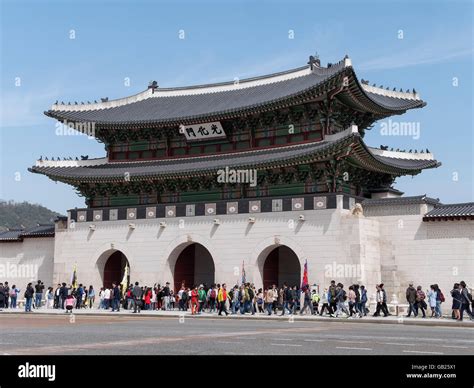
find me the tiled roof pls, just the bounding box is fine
[372,155,439,170]
[44,56,425,126]
[362,91,423,111]
[0,224,55,242]
[423,203,474,220]
[29,132,440,182]
[0,229,24,241]
[31,138,347,181]
[362,195,441,207]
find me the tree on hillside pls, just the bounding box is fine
[0,200,64,230]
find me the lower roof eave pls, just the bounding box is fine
[28,133,440,184]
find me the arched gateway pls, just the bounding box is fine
[261,245,301,290]
[172,243,215,292]
[97,250,130,289]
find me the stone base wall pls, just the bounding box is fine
[0,238,54,288]
[373,214,474,305]
[1,200,472,311]
[51,204,379,293]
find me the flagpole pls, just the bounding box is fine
[241,260,246,285]
[121,265,129,297]
[72,262,78,289]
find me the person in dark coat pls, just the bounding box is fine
[380,284,390,316]
[59,283,68,309]
[459,281,473,321]
[132,282,143,313]
[406,283,418,317]
[451,283,462,320]
[24,283,35,312]
[0,283,5,310]
[111,283,121,312]
[53,284,61,309]
[75,284,84,309]
[4,282,9,308]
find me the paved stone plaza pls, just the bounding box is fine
[0,311,472,355]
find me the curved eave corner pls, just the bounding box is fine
[344,66,426,114]
[28,166,63,184]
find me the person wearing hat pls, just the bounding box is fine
[406,282,418,317]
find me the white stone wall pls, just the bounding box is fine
[370,213,474,306]
[2,200,472,314]
[51,199,381,293]
[0,238,54,288]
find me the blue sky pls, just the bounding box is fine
[0,0,472,213]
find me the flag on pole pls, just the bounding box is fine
[71,263,78,289]
[241,261,246,285]
[301,260,309,290]
[120,265,129,297]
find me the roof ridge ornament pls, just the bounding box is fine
[324,124,358,142]
[344,55,351,67]
[307,53,321,70]
[148,80,159,94]
[360,82,421,100]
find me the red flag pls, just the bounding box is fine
[301,260,309,290]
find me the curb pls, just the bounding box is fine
[1,310,473,328]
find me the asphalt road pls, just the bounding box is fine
[0,314,473,355]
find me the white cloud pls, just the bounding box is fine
[358,32,473,71]
[0,88,60,128]
[359,47,473,71]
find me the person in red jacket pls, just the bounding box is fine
[191,286,199,315]
[144,288,152,310]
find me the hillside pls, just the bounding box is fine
[0,200,63,231]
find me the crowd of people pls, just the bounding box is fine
[0,279,472,321]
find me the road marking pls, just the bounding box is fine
[217,341,243,345]
[336,346,372,351]
[4,326,324,354]
[441,345,468,349]
[383,343,416,346]
[304,339,325,342]
[271,338,293,341]
[270,343,302,347]
[293,333,474,344]
[403,350,444,355]
[335,340,365,344]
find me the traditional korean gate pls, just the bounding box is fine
[263,248,279,290]
[103,250,129,289]
[174,244,196,293]
[173,243,215,293]
[262,246,301,290]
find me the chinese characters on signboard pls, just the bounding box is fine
[179,122,226,141]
